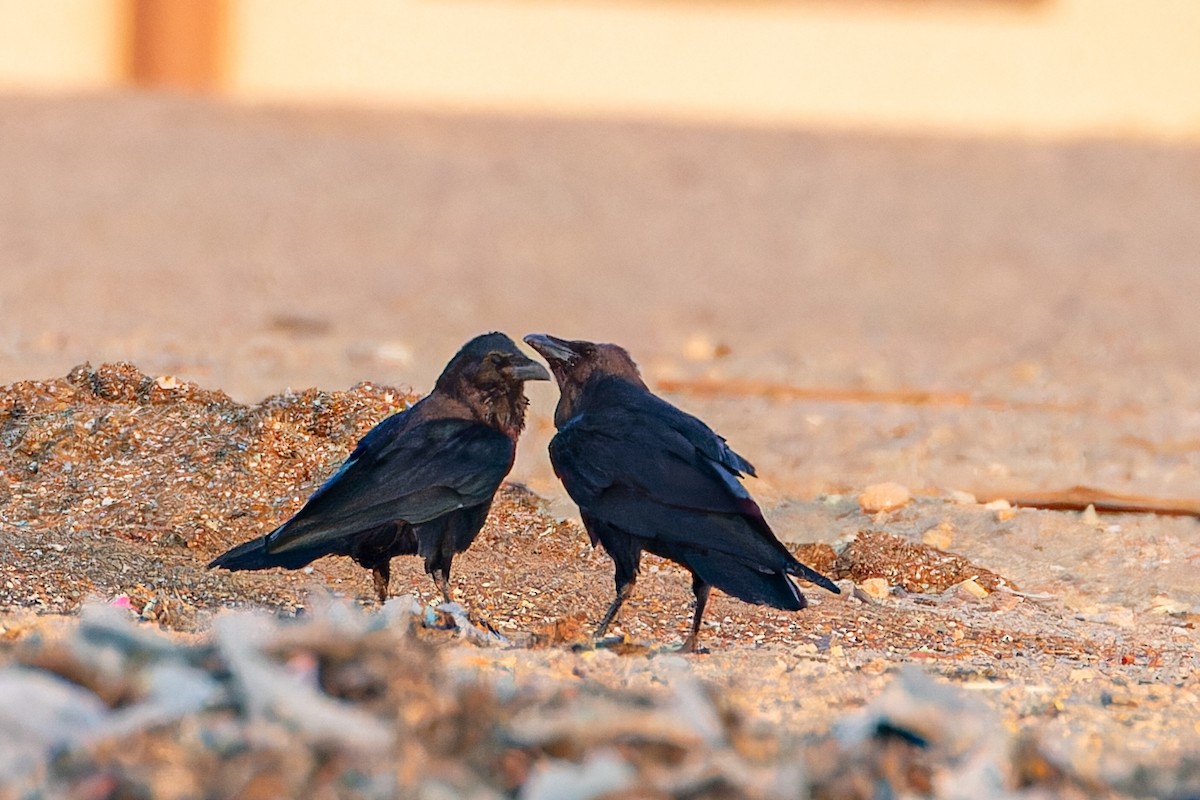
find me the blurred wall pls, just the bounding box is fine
[2,0,1199,140]
[0,0,127,89]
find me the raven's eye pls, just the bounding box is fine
[487,353,504,366]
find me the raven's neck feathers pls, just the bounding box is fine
[437,379,529,441]
[555,373,644,429]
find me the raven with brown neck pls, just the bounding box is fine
[525,333,838,652]
[209,332,550,603]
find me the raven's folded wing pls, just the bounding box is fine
[551,412,838,591]
[266,416,514,556]
[549,399,781,550]
[549,387,759,518]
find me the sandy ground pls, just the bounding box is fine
[0,365,1196,797]
[1,92,1199,795]
[3,92,1200,504]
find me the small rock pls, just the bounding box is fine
[858,482,911,514]
[947,489,977,505]
[858,577,891,600]
[1068,668,1097,683]
[682,333,729,362]
[860,658,890,676]
[984,498,1016,521]
[373,341,413,366]
[947,578,989,601]
[1081,504,1100,525]
[922,522,954,550]
[1148,595,1191,615]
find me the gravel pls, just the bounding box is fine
[1,363,1197,797]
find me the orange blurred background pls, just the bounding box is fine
[1,0,1198,140]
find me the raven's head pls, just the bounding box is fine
[523,334,645,424]
[435,332,550,436]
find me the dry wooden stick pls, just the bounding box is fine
[656,379,1189,516]
[655,377,1089,413]
[972,485,1200,518]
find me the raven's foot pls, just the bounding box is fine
[676,637,710,655]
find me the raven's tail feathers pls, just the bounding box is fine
[207,533,318,572]
[786,560,841,594]
[685,552,808,611]
[207,536,272,571]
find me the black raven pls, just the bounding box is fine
[209,332,550,603]
[524,333,839,652]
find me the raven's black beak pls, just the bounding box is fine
[523,333,576,365]
[509,353,551,382]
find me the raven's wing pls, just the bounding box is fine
[552,380,839,596]
[552,416,780,559]
[551,400,839,597]
[551,380,761,520]
[266,415,514,557]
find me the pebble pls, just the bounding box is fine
[947,578,989,601]
[921,521,954,550]
[1148,595,1192,615]
[984,498,1017,520]
[371,340,414,366]
[857,577,891,600]
[1069,668,1097,683]
[858,482,911,514]
[681,333,730,363]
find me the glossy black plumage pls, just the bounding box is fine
[524,333,838,651]
[209,332,549,603]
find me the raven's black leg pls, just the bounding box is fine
[371,562,391,604]
[421,528,455,604]
[681,575,711,653]
[596,578,635,638]
[590,518,641,640]
[432,570,452,604]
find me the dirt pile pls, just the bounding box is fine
[0,364,1198,798]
